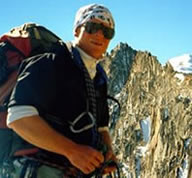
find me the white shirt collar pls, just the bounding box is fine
[73,44,99,79]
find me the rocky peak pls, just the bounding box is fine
[103,42,192,178]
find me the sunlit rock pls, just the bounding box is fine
[102,43,192,178]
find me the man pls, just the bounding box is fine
[6,3,117,178]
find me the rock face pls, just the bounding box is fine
[103,43,192,178]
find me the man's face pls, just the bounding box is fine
[75,18,113,59]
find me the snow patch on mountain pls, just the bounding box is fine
[168,54,192,74]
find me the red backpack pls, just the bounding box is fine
[0,22,63,127]
[0,22,64,161]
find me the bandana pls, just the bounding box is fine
[73,4,115,34]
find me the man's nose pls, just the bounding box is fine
[95,29,105,38]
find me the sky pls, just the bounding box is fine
[0,0,191,64]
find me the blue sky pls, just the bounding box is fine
[1,0,191,64]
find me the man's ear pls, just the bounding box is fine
[74,27,81,37]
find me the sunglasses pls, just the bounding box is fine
[84,22,115,39]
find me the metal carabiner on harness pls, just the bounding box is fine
[69,98,96,133]
[69,111,95,133]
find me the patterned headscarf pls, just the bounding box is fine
[73,4,115,34]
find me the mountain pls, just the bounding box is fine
[102,43,192,178]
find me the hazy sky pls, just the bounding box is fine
[1,0,191,64]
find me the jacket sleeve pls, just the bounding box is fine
[95,64,110,128]
[8,53,57,114]
[98,99,109,128]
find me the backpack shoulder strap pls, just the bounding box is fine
[65,41,73,53]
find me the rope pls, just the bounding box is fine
[94,160,121,178]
